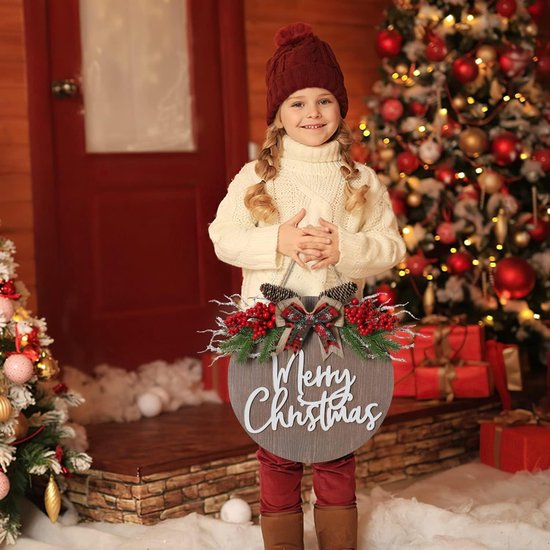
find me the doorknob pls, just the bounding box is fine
[51,79,78,98]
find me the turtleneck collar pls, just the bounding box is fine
[282,135,341,163]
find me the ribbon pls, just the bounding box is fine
[275,297,344,360]
[502,345,522,392]
[0,280,20,300]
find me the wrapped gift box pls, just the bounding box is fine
[480,422,550,473]
[485,340,524,410]
[201,353,230,403]
[413,324,485,365]
[415,362,493,400]
[388,332,416,397]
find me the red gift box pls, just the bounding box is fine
[486,340,524,410]
[480,422,550,473]
[415,362,493,401]
[390,332,416,397]
[201,353,230,403]
[413,324,485,365]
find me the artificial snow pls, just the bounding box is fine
[62,358,221,424]
[11,462,550,549]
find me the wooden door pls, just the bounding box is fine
[24,0,247,371]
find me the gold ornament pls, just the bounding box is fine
[36,352,60,380]
[407,176,421,190]
[452,95,466,110]
[458,127,488,158]
[423,281,436,316]
[13,412,28,440]
[525,23,538,36]
[541,301,550,312]
[513,230,531,248]
[478,170,503,194]
[44,474,61,523]
[0,396,12,423]
[476,45,497,63]
[406,191,423,208]
[414,24,427,40]
[396,62,409,76]
[494,209,508,244]
[379,147,395,162]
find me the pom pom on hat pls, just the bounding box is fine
[275,22,313,47]
[265,23,348,125]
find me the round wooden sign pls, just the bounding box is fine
[228,300,394,463]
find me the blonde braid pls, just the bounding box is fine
[244,125,285,223]
[337,122,369,213]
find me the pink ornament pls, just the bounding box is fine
[436,222,457,245]
[381,98,404,121]
[0,298,14,322]
[0,472,9,500]
[3,354,34,384]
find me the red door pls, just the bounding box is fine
[24,1,247,370]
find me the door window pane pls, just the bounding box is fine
[79,0,195,152]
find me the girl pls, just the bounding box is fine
[209,22,406,550]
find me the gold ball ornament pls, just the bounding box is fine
[494,208,508,244]
[396,62,409,75]
[525,23,538,36]
[513,230,531,248]
[13,412,28,440]
[478,170,503,194]
[406,191,423,208]
[476,45,497,63]
[379,147,395,162]
[0,396,12,423]
[36,354,60,380]
[452,95,467,110]
[45,473,61,523]
[459,127,488,158]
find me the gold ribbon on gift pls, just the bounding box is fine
[481,408,550,469]
[502,346,522,392]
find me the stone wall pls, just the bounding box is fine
[67,401,497,524]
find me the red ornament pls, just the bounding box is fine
[441,118,461,138]
[435,166,455,185]
[381,98,404,121]
[452,57,479,84]
[493,257,536,299]
[406,254,434,277]
[409,101,428,117]
[496,0,517,17]
[374,283,398,306]
[389,189,407,216]
[499,46,531,78]
[350,142,370,164]
[376,29,403,57]
[397,151,420,174]
[532,149,550,171]
[425,33,448,62]
[527,0,545,20]
[436,222,457,245]
[491,133,519,165]
[524,215,550,242]
[447,251,472,275]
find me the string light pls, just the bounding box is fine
[467,96,475,105]
[464,238,472,246]
[475,167,483,174]
[472,259,480,266]
[450,247,457,253]
[496,244,503,250]
[359,122,367,130]
[475,58,483,65]
[413,69,421,77]
[503,95,511,102]
[441,265,448,272]
[363,129,371,137]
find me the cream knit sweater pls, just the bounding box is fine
[208,135,406,301]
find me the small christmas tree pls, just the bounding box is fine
[358,0,549,366]
[0,236,91,544]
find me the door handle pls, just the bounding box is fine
[51,79,78,98]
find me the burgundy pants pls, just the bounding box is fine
[257,447,356,514]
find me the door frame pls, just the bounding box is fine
[23,0,248,350]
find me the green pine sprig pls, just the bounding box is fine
[257,326,285,363]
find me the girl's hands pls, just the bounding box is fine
[277,210,334,269]
[301,218,340,270]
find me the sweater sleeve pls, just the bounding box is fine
[208,164,281,270]
[335,170,406,279]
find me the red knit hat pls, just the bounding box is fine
[265,23,348,125]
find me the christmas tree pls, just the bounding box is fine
[0,236,91,544]
[357,0,550,368]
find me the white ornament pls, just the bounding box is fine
[220,497,252,524]
[0,471,10,500]
[3,354,34,384]
[0,298,14,322]
[148,386,170,410]
[418,139,442,165]
[136,392,162,418]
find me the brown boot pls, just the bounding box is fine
[314,505,358,550]
[260,510,304,550]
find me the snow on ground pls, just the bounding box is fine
[13,463,550,549]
